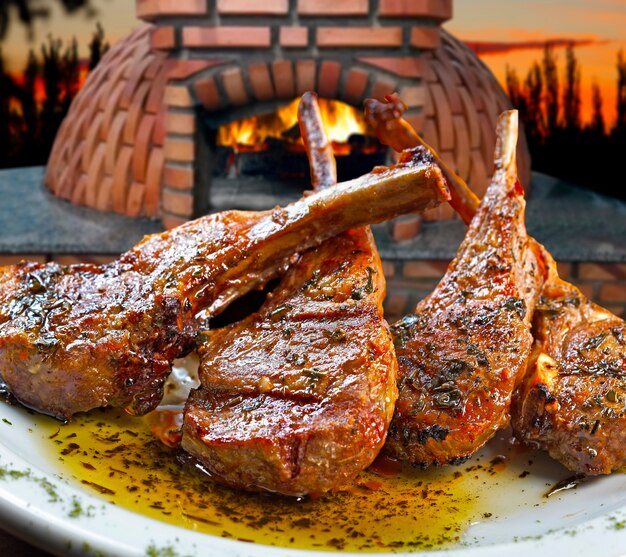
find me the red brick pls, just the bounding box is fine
[343,68,369,103]
[152,107,166,146]
[85,143,106,208]
[580,263,626,280]
[221,67,249,105]
[317,27,403,48]
[151,26,176,50]
[381,260,395,279]
[248,63,274,101]
[317,60,341,98]
[111,146,133,213]
[81,112,103,173]
[162,189,194,217]
[145,66,170,116]
[164,164,194,190]
[144,148,164,217]
[132,114,156,182]
[164,138,195,162]
[384,291,409,317]
[575,282,596,300]
[410,27,441,49]
[404,114,425,135]
[403,260,448,279]
[357,57,426,78]
[123,81,151,144]
[430,82,454,149]
[104,111,126,176]
[605,305,626,319]
[162,213,189,229]
[391,215,422,242]
[136,0,158,19]
[599,283,626,302]
[398,85,426,108]
[183,26,271,48]
[165,111,196,134]
[166,59,224,80]
[119,55,156,110]
[71,173,88,206]
[126,182,146,217]
[218,0,288,14]
[298,0,368,15]
[296,60,316,95]
[194,78,222,110]
[279,26,308,48]
[272,60,295,99]
[557,261,573,279]
[380,0,452,20]
[370,79,396,102]
[164,85,193,108]
[0,254,47,265]
[138,0,208,19]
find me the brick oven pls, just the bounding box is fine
[45,0,530,237]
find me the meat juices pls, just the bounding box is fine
[182,93,398,496]
[383,112,546,466]
[511,248,626,475]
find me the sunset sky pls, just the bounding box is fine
[2,0,625,127]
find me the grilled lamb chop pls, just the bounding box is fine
[372,110,545,466]
[182,93,397,496]
[369,95,626,476]
[510,251,626,475]
[0,148,448,420]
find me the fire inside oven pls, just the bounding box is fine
[211,97,388,184]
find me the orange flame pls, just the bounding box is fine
[216,97,372,154]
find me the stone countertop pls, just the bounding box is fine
[1,166,625,262]
[0,166,162,255]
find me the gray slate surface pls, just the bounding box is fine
[1,166,625,262]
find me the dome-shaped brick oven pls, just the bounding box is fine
[45,0,530,233]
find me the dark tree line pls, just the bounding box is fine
[0,0,96,40]
[0,24,108,168]
[506,45,626,199]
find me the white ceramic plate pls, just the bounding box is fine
[2,396,626,557]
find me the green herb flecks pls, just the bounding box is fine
[502,297,527,320]
[0,464,60,502]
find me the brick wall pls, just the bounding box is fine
[381,258,626,323]
[47,0,529,230]
[138,0,452,228]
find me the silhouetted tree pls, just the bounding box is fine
[590,80,605,136]
[0,49,13,162]
[21,49,40,160]
[563,45,581,131]
[506,44,625,199]
[88,22,109,70]
[505,65,528,122]
[0,23,107,168]
[0,0,96,40]
[616,50,626,137]
[543,45,559,137]
[40,36,64,156]
[522,61,544,160]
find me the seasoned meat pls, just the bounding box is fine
[381,112,545,466]
[182,93,397,496]
[0,148,448,420]
[511,250,626,475]
[183,227,396,495]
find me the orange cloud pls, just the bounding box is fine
[464,37,609,57]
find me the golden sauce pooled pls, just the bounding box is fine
[42,409,492,553]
